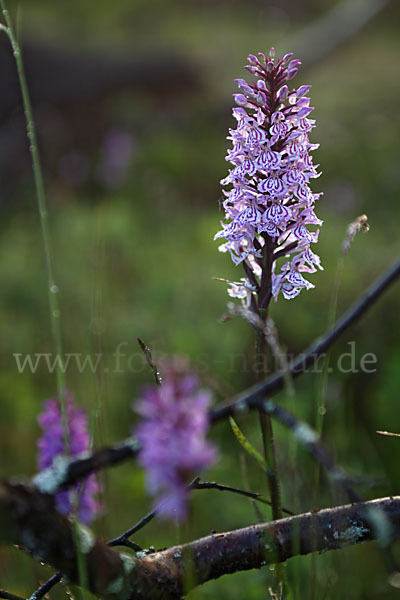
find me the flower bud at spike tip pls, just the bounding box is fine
[286,68,298,80]
[244,65,261,75]
[257,79,267,91]
[288,59,301,70]
[233,93,248,106]
[215,48,323,301]
[297,106,314,118]
[278,85,289,102]
[280,53,293,65]
[235,78,254,95]
[297,84,312,97]
[296,97,310,109]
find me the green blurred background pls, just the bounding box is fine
[0,0,400,597]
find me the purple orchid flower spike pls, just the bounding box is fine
[37,393,101,524]
[216,48,323,303]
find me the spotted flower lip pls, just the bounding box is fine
[216,48,323,301]
[37,394,101,524]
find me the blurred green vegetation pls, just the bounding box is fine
[0,0,400,598]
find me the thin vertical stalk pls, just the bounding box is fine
[0,3,69,448]
[256,236,283,523]
[72,520,89,600]
[256,323,282,522]
[310,253,344,600]
[0,5,91,592]
[254,236,286,594]
[312,252,345,500]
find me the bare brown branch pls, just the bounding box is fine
[1,482,400,599]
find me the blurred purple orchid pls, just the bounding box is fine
[134,368,216,521]
[37,393,101,524]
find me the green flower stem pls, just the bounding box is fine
[255,302,285,595]
[0,2,69,450]
[256,237,283,524]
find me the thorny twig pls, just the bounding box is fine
[108,477,294,548]
[137,337,162,386]
[28,573,63,600]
